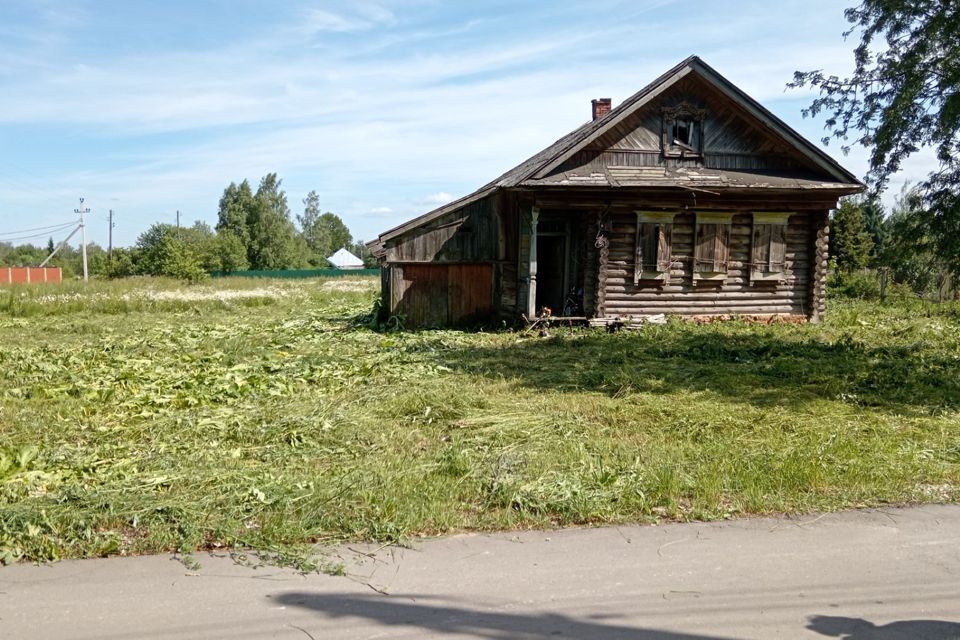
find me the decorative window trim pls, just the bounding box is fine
[693,212,733,282]
[634,211,676,283]
[661,102,707,159]
[750,212,790,282]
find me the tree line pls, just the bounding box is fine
[830,185,956,301]
[791,1,959,301]
[0,173,376,282]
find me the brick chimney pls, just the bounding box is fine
[591,98,612,121]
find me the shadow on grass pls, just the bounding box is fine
[275,592,733,639]
[435,327,959,413]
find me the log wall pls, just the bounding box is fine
[599,210,820,318]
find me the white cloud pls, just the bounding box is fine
[301,4,395,34]
[423,192,453,205]
[0,0,926,246]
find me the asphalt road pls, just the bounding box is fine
[2,505,959,639]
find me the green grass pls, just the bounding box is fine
[1,276,959,566]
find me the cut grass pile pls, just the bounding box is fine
[1,276,958,566]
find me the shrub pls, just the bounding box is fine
[828,271,880,300]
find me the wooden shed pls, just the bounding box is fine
[373,56,862,328]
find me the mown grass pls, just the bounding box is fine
[1,276,958,566]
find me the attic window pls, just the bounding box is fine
[673,120,695,147]
[662,102,706,158]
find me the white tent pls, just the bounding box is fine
[326,248,364,269]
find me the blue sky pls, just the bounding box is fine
[0,1,937,249]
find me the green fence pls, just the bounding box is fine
[210,268,380,279]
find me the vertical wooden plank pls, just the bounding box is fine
[634,215,643,282]
[517,210,530,316]
[583,214,597,316]
[694,223,714,272]
[527,207,539,318]
[769,224,786,272]
[447,264,493,325]
[715,223,730,271]
[596,210,609,317]
[656,224,672,272]
[751,224,771,278]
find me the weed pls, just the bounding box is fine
[0,278,958,566]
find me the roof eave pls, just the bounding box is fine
[377,186,498,244]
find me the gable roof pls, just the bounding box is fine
[378,55,862,243]
[327,247,364,268]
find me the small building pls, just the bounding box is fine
[372,56,862,328]
[327,248,364,270]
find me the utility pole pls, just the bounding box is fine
[75,198,90,282]
[176,210,180,235]
[108,209,114,262]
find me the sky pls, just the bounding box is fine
[0,0,938,249]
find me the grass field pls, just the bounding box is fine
[1,276,959,567]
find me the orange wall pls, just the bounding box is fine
[0,267,62,285]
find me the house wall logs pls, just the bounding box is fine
[596,209,821,318]
[809,211,830,323]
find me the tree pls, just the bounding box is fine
[210,231,249,274]
[831,199,874,272]
[246,173,302,270]
[351,240,380,268]
[882,185,953,298]
[790,1,960,279]
[216,180,255,247]
[298,190,326,265]
[135,223,207,283]
[860,198,887,263]
[316,213,353,258]
[105,248,137,279]
[297,191,354,265]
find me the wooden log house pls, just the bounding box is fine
[371,56,863,328]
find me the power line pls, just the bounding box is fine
[0,220,79,237]
[0,225,78,244]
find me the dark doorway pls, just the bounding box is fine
[536,234,567,314]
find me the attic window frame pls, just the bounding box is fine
[661,102,707,159]
[634,211,676,284]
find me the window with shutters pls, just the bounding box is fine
[750,212,790,281]
[693,212,733,282]
[634,211,675,283]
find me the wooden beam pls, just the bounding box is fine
[527,206,540,318]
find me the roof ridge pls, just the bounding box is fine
[377,55,860,243]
